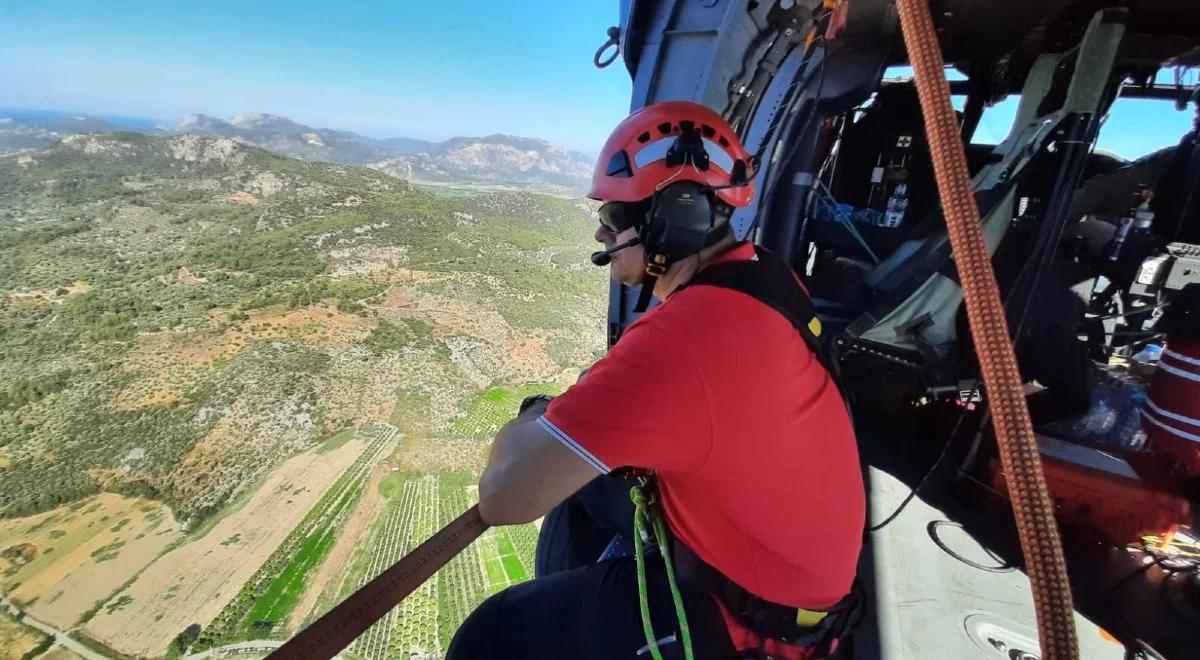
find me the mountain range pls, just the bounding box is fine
[0,110,595,195]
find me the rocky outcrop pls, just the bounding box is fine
[165,135,246,165]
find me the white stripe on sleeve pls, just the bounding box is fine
[536,415,612,474]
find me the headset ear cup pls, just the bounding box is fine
[644,181,717,271]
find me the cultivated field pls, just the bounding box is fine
[288,448,390,631]
[0,493,179,629]
[83,437,372,657]
[300,472,540,659]
[193,424,397,649]
[0,133,605,658]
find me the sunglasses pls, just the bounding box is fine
[597,200,651,233]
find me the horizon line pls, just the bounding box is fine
[0,105,600,154]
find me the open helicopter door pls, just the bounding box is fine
[607,1,1149,658]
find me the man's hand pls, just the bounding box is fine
[518,394,554,416]
[478,401,601,526]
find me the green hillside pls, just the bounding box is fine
[0,132,606,524]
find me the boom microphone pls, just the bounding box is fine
[590,236,641,266]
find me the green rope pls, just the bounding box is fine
[631,489,665,660]
[631,482,695,660]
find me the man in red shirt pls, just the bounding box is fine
[447,101,865,659]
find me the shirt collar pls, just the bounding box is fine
[703,241,756,268]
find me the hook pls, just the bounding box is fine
[594,26,621,69]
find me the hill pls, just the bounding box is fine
[0,132,606,526]
[0,110,596,194]
[0,114,118,152]
[165,112,395,166]
[369,133,594,195]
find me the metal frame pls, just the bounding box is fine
[853,10,1127,351]
[607,0,820,344]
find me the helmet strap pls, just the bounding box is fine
[634,275,657,313]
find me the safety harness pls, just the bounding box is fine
[680,244,832,375]
[629,244,862,660]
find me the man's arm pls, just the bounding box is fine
[477,399,602,526]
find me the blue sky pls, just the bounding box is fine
[0,1,633,152]
[972,96,1194,159]
[0,2,1194,157]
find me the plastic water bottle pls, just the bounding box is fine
[1131,344,1163,378]
[1132,344,1163,364]
[884,184,908,228]
[1106,385,1148,451]
[1044,370,1150,452]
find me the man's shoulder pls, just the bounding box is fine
[640,283,779,353]
[627,242,785,341]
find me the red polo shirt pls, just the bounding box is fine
[540,242,864,653]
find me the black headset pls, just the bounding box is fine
[592,125,743,311]
[641,180,729,275]
[639,127,735,274]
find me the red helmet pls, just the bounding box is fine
[588,101,755,207]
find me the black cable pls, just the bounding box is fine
[745,43,822,170]
[925,519,1017,573]
[1163,569,1200,629]
[868,113,1102,533]
[743,9,834,172]
[1103,557,1161,656]
[1103,546,1200,658]
[1123,638,1168,660]
[867,402,977,531]
[1094,302,1170,323]
[1011,100,1113,345]
[866,254,1053,535]
[746,41,838,241]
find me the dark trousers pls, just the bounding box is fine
[445,556,737,659]
[447,476,736,659]
[535,474,639,576]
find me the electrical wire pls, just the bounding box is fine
[746,41,838,241]
[1094,302,1170,323]
[742,8,835,171]
[746,43,824,168]
[866,191,1073,534]
[1102,545,1200,659]
[926,519,1017,573]
[867,92,1115,536]
[1123,638,1168,660]
[1011,110,1106,346]
[867,398,980,531]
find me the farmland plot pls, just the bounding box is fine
[434,473,487,651]
[194,423,397,649]
[83,434,371,657]
[342,471,540,657]
[349,475,440,659]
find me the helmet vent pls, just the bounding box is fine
[588,101,754,207]
[605,150,634,177]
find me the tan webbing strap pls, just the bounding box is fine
[895,1,1079,658]
[268,505,488,660]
